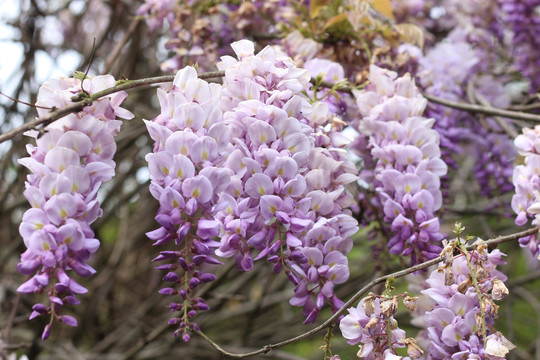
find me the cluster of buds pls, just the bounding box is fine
[352,65,447,264]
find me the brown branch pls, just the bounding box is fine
[472,84,519,138]
[104,18,140,74]
[197,226,539,358]
[7,72,538,146]
[315,79,540,125]
[508,103,540,112]
[422,93,540,124]
[0,70,225,144]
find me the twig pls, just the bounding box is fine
[7,72,538,146]
[196,227,539,358]
[507,268,540,287]
[81,38,98,94]
[422,93,540,124]
[0,91,51,109]
[508,103,540,112]
[104,18,140,74]
[4,292,21,343]
[473,90,518,138]
[0,71,225,144]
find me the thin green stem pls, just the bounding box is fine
[459,244,487,342]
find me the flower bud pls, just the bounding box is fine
[362,293,376,317]
[457,275,472,293]
[444,268,455,286]
[402,295,418,312]
[365,316,378,330]
[491,279,509,301]
[400,338,423,358]
[440,242,454,265]
[380,297,399,318]
[42,324,52,340]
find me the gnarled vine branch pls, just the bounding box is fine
[0,71,225,144]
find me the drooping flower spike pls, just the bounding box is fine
[144,66,230,341]
[17,74,133,339]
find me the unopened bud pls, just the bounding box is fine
[491,279,509,301]
[441,242,454,265]
[380,297,399,318]
[402,295,418,312]
[457,276,472,294]
[400,337,423,358]
[444,268,455,286]
[475,266,488,282]
[42,324,52,340]
[362,293,376,317]
[365,316,378,330]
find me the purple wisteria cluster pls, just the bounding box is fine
[498,0,540,92]
[398,21,517,203]
[144,66,229,341]
[215,40,359,323]
[417,242,513,359]
[468,74,516,200]
[17,75,133,338]
[144,40,359,336]
[415,37,478,171]
[512,126,540,259]
[352,65,447,264]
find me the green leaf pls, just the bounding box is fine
[310,0,331,18]
[322,14,348,31]
[371,0,394,20]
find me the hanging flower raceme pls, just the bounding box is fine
[215,39,359,323]
[353,65,447,265]
[416,241,513,359]
[512,125,540,259]
[416,38,479,172]
[17,75,133,339]
[498,0,540,92]
[410,29,516,201]
[144,66,230,341]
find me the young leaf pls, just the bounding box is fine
[370,0,395,20]
[310,0,331,18]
